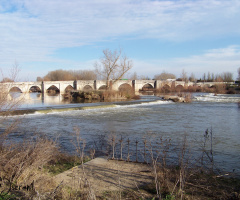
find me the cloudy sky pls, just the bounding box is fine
[1,0,240,81]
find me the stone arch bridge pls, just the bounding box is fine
[0,80,198,94]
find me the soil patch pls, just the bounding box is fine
[54,157,153,195]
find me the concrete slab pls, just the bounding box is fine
[54,157,153,194]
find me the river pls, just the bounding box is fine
[1,92,240,176]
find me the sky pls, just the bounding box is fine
[0,0,240,81]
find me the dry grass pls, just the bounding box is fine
[101,89,136,100]
[0,136,58,197]
[1,132,240,199]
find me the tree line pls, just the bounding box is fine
[36,69,97,81]
[35,68,239,83]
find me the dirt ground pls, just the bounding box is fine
[54,157,154,195]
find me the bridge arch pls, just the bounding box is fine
[162,84,171,93]
[204,84,211,88]
[98,85,107,90]
[29,86,41,93]
[175,85,184,92]
[142,83,154,91]
[83,85,93,92]
[65,85,74,92]
[118,83,132,92]
[47,85,60,94]
[9,86,22,93]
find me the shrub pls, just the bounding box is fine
[0,136,58,195]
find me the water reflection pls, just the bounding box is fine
[9,91,240,109]
[9,92,66,108]
[9,92,137,109]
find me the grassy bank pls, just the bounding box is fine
[1,131,240,200]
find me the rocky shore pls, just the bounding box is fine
[161,94,192,103]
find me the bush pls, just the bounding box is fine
[0,136,58,195]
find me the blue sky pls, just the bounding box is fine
[1,0,240,81]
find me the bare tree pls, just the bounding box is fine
[215,74,223,82]
[203,73,206,82]
[36,76,43,81]
[181,69,188,82]
[94,48,133,89]
[222,72,233,82]
[214,72,233,82]
[1,77,14,83]
[1,61,20,83]
[211,73,215,82]
[129,71,138,80]
[207,72,211,81]
[154,71,176,80]
[188,73,196,82]
[139,75,151,80]
[0,67,58,199]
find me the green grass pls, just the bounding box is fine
[44,155,91,175]
[0,192,15,200]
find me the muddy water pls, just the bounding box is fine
[1,93,240,176]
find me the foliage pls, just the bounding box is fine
[154,71,176,80]
[188,72,196,82]
[0,77,14,83]
[181,69,188,83]
[39,69,97,81]
[0,67,59,199]
[0,192,15,200]
[201,71,234,82]
[44,154,90,175]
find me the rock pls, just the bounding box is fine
[162,95,185,103]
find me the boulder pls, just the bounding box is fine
[162,95,185,102]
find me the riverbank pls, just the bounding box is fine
[2,151,240,200]
[63,90,140,102]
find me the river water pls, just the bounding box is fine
[1,93,240,176]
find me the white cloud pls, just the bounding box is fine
[133,46,240,79]
[0,0,240,77]
[175,46,240,76]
